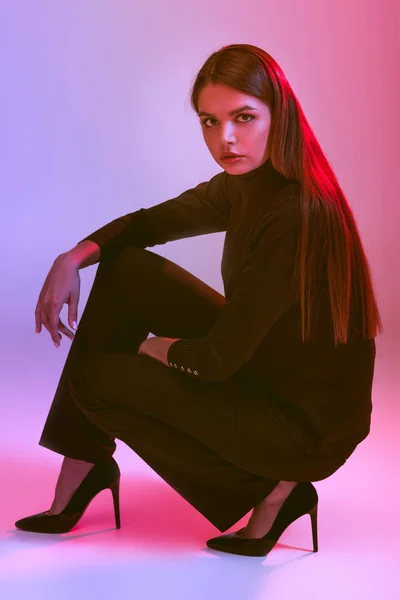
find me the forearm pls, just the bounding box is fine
[62,240,101,269]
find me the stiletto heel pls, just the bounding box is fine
[309,503,318,552]
[206,481,320,557]
[15,457,121,534]
[109,479,121,529]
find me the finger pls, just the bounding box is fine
[68,298,78,331]
[35,303,43,333]
[41,310,54,342]
[37,306,49,335]
[47,302,63,346]
[58,320,75,341]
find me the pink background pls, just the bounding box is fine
[1,0,399,597]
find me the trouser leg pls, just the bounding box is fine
[38,252,137,462]
[39,245,224,463]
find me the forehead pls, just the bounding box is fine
[197,83,265,113]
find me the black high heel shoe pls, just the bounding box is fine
[14,457,121,534]
[206,481,318,557]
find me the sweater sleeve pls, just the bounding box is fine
[77,171,230,258]
[167,194,302,382]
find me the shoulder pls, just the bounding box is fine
[195,169,227,190]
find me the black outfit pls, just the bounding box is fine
[38,158,375,532]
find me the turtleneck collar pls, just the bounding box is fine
[235,156,274,179]
[226,156,285,189]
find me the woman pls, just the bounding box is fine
[15,44,382,557]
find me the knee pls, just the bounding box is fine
[101,246,154,278]
[98,246,161,298]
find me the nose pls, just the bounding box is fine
[221,122,237,144]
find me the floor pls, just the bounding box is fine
[1,351,399,600]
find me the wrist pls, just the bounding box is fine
[62,241,101,270]
[56,251,80,269]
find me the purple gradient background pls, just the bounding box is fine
[1,0,399,597]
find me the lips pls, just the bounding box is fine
[221,154,243,159]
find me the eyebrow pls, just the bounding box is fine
[198,105,258,118]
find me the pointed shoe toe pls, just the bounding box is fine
[206,530,276,557]
[14,511,76,534]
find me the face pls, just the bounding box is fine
[197,82,271,175]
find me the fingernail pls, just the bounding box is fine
[72,321,77,330]
[54,342,59,348]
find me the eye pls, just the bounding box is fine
[201,113,255,128]
[201,117,218,128]
[237,114,254,123]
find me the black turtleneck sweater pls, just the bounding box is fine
[78,158,376,463]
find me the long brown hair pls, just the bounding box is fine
[189,44,383,345]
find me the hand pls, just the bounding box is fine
[35,253,81,348]
[138,336,180,366]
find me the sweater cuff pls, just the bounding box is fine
[167,339,202,378]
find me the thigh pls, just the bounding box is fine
[76,351,304,480]
[103,246,226,339]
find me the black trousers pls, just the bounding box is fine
[38,246,291,532]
